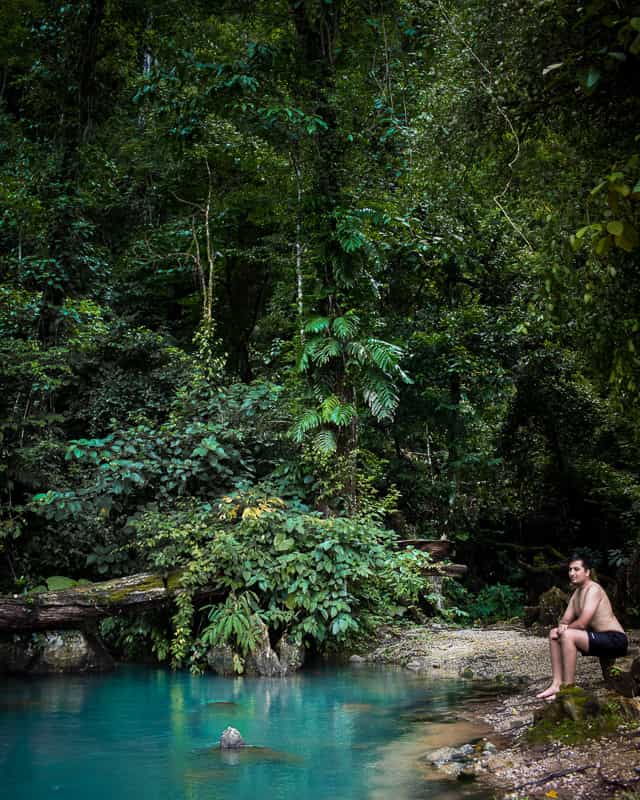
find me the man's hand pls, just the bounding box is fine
[550,623,569,640]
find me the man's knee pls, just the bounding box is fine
[559,630,578,646]
[561,629,588,651]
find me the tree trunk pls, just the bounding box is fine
[0,571,221,633]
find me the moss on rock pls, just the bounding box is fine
[528,686,624,745]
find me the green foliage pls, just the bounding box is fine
[200,591,264,673]
[465,584,524,623]
[2,0,640,632]
[100,614,172,664]
[127,492,435,668]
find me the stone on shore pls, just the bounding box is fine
[0,630,115,673]
[207,622,305,677]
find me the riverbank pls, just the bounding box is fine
[355,624,640,799]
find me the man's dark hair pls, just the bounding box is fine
[569,552,591,570]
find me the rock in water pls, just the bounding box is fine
[220,726,245,749]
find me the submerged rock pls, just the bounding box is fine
[0,630,114,674]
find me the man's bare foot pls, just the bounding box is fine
[536,686,560,699]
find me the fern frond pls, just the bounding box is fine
[312,429,337,454]
[345,341,368,365]
[329,402,356,427]
[363,371,399,421]
[297,336,324,371]
[320,394,341,419]
[313,338,341,366]
[304,316,330,334]
[291,409,322,442]
[332,312,361,340]
[367,338,403,373]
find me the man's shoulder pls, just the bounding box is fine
[582,581,604,598]
[570,581,603,599]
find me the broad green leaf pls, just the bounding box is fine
[585,66,601,90]
[274,534,295,552]
[304,316,330,334]
[611,183,631,196]
[46,576,78,590]
[595,235,613,256]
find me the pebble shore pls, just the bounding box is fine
[355,624,640,799]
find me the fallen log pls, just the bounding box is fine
[0,571,221,633]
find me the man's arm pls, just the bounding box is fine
[559,594,577,626]
[567,585,601,630]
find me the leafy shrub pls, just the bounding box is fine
[465,583,524,622]
[127,490,436,670]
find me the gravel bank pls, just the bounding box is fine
[355,624,640,799]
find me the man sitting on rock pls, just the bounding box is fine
[536,552,628,701]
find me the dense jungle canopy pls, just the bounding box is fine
[1,0,640,668]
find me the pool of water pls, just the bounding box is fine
[0,665,493,800]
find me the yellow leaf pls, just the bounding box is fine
[546,791,558,798]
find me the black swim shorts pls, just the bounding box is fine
[586,630,628,658]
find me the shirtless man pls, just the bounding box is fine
[536,553,628,700]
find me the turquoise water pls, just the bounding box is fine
[0,666,492,800]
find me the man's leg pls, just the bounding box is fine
[559,629,589,685]
[536,630,564,699]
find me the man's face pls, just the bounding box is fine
[568,560,590,586]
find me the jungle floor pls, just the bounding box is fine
[355,624,640,799]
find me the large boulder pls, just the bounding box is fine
[206,644,236,676]
[244,620,284,677]
[275,636,305,673]
[532,686,601,726]
[206,622,305,677]
[525,586,569,632]
[602,654,640,698]
[0,630,114,674]
[538,586,569,626]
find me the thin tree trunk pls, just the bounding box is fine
[292,154,305,340]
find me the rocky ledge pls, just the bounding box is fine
[0,630,115,673]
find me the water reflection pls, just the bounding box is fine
[0,666,493,800]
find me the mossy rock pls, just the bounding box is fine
[537,586,569,626]
[0,630,114,674]
[532,685,601,724]
[529,686,623,745]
